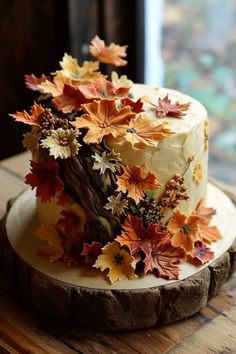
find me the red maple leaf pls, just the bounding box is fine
[81,241,103,265]
[25,160,64,202]
[120,98,144,113]
[153,95,190,118]
[77,78,130,100]
[57,192,72,206]
[52,84,89,113]
[187,241,214,265]
[63,237,84,266]
[143,234,185,279]
[24,74,50,92]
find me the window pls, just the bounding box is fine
[144,0,236,186]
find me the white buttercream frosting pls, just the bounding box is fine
[106,84,208,215]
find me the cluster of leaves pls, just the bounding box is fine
[9,35,221,284]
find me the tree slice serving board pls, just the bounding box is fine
[0,183,236,331]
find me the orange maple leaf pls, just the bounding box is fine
[115,214,165,255]
[192,199,216,226]
[124,116,174,147]
[167,209,200,253]
[89,35,128,67]
[116,165,160,203]
[10,102,45,126]
[153,95,190,118]
[72,99,135,144]
[197,224,221,244]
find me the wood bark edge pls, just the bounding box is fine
[0,200,235,331]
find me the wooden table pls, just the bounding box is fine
[0,152,236,354]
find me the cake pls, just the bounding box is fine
[10,36,221,284]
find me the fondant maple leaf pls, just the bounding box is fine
[10,102,45,126]
[73,99,135,144]
[56,210,80,239]
[124,116,174,147]
[115,215,184,280]
[77,78,130,100]
[81,241,103,265]
[153,95,190,118]
[143,234,185,280]
[25,160,64,202]
[167,209,200,253]
[52,84,88,113]
[116,165,160,203]
[120,98,144,113]
[24,74,49,92]
[94,241,135,284]
[187,241,214,265]
[115,214,165,255]
[89,35,128,67]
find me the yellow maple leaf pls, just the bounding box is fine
[93,241,135,284]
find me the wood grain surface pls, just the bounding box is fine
[0,152,236,353]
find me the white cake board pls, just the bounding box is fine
[6,183,236,290]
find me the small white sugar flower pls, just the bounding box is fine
[104,193,128,216]
[41,128,81,159]
[92,150,121,175]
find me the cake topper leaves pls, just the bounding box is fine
[10,102,45,126]
[40,128,81,159]
[57,210,81,239]
[73,99,135,144]
[81,241,103,265]
[89,35,128,67]
[153,95,190,118]
[104,193,128,216]
[93,241,135,284]
[77,78,130,100]
[120,98,144,113]
[124,116,174,147]
[58,53,104,82]
[142,233,185,280]
[39,71,72,97]
[25,160,64,203]
[115,214,164,255]
[25,74,49,92]
[51,84,88,113]
[111,71,133,88]
[187,241,214,265]
[116,165,160,203]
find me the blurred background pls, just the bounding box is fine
[0,0,235,187]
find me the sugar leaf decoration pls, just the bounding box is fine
[153,95,190,118]
[25,160,64,203]
[89,35,128,67]
[10,103,45,126]
[94,242,135,284]
[116,165,160,203]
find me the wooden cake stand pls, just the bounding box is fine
[0,183,236,331]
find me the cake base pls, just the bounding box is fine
[0,184,236,331]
